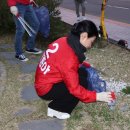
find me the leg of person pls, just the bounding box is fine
[40,82,79,119]
[24,5,42,54]
[81,0,86,20]
[14,4,28,61]
[74,0,80,21]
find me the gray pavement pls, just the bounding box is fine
[14,108,34,117]
[19,119,64,130]
[21,85,40,101]
[59,7,130,49]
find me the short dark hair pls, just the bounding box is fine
[71,20,98,38]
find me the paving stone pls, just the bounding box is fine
[0,52,26,65]
[0,52,15,60]
[14,108,33,117]
[18,74,32,82]
[0,52,22,65]
[0,61,6,96]
[0,52,36,66]
[7,60,23,65]
[20,63,37,74]
[21,85,40,101]
[0,43,14,49]
[19,119,64,130]
[0,51,40,66]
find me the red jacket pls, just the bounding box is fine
[35,37,96,103]
[7,0,30,7]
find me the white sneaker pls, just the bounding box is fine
[47,107,70,120]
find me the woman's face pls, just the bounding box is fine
[80,32,96,49]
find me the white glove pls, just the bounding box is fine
[10,6,18,16]
[30,0,34,2]
[96,92,113,103]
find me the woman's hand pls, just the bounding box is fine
[96,92,114,103]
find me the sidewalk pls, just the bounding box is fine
[59,7,130,49]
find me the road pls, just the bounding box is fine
[60,0,130,24]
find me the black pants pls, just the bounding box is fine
[40,67,88,114]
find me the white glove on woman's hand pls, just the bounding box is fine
[10,6,18,16]
[96,92,113,103]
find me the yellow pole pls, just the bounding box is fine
[100,0,108,40]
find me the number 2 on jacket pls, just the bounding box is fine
[39,43,59,75]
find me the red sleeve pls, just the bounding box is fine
[59,57,96,103]
[7,0,16,7]
[82,61,91,68]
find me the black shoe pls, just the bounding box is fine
[25,48,42,54]
[15,54,29,61]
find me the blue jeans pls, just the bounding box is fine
[14,4,40,55]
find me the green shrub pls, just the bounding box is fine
[36,0,62,17]
[0,0,14,34]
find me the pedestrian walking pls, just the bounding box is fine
[34,20,114,119]
[74,0,86,22]
[7,0,42,61]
